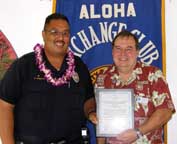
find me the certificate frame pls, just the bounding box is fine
[95,88,134,137]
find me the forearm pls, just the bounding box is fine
[138,109,172,135]
[84,97,96,118]
[0,99,15,144]
[114,109,173,143]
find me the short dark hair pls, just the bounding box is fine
[43,13,70,30]
[112,30,139,50]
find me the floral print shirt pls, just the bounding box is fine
[95,62,175,144]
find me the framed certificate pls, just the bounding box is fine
[95,88,134,137]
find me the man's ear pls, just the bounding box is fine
[42,30,45,41]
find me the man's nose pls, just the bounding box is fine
[119,49,127,55]
[56,32,64,39]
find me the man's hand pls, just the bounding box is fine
[88,111,98,125]
[115,129,137,144]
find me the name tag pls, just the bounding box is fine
[136,97,148,105]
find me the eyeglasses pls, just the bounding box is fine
[113,46,136,54]
[44,29,70,37]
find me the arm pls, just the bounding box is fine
[84,97,97,124]
[116,108,173,143]
[0,99,15,144]
[139,108,172,135]
[78,58,97,124]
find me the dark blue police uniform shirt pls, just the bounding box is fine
[0,50,95,142]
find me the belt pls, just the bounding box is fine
[15,136,67,144]
[15,140,67,144]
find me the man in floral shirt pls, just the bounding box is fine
[95,31,175,144]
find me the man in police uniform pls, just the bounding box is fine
[0,13,96,144]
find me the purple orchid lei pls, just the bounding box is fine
[34,43,75,86]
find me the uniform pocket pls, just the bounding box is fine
[21,81,51,110]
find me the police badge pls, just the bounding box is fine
[72,71,79,83]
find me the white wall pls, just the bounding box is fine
[0,0,53,57]
[166,0,177,143]
[0,0,176,143]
